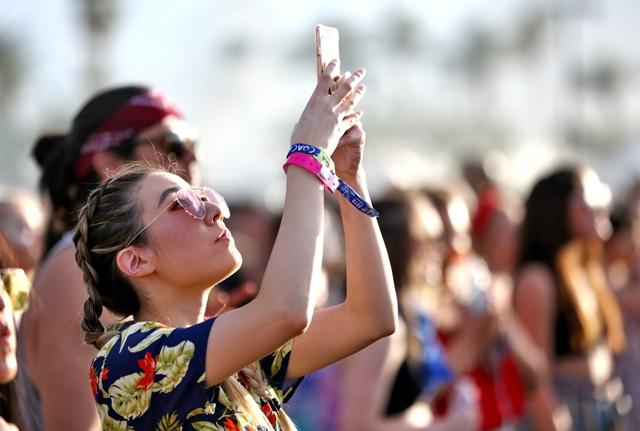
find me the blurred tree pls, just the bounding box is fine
[75,0,120,92]
[379,8,426,57]
[451,26,499,85]
[567,59,631,150]
[510,10,549,60]
[0,34,25,115]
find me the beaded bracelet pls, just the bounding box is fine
[284,143,379,217]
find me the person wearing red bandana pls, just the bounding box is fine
[19,86,200,431]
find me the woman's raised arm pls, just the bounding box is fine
[205,62,368,386]
[285,115,398,380]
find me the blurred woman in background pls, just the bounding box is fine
[514,167,626,431]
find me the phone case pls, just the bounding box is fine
[315,25,340,87]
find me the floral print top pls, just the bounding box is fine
[90,318,301,431]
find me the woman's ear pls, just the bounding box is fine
[116,246,155,278]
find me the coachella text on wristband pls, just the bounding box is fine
[287,143,334,171]
[284,143,379,218]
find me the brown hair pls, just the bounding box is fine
[518,168,625,353]
[73,163,295,431]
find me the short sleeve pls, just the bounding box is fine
[93,318,216,428]
[259,339,303,402]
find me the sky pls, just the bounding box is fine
[2,0,640,209]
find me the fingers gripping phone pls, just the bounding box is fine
[315,24,341,94]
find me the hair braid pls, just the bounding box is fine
[74,164,164,350]
[75,179,116,348]
[241,364,297,431]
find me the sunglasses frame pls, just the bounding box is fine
[125,187,229,248]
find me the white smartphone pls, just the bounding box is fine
[315,25,340,93]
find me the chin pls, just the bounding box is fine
[223,249,243,281]
[0,357,18,384]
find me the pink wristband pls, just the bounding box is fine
[283,153,339,193]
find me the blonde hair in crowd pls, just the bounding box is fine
[73,163,296,431]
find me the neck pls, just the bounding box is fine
[134,285,212,328]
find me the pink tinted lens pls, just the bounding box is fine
[203,188,230,219]
[176,189,206,219]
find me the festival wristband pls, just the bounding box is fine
[283,153,339,193]
[287,143,334,171]
[337,179,379,217]
[285,144,379,217]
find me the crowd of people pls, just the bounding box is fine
[0,60,639,431]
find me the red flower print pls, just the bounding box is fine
[89,366,109,398]
[136,352,158,391]
[261,403,276,426]
[223,417,240,431]
[245,426,257,431]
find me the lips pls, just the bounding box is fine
[216,229,232,242]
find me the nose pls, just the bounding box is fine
[204,201,225,225]
[0,293,7,312]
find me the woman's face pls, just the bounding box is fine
[135,173,242,289]
[567,181,598,239]
[0,289,17,384]
[567,172,613,240]
[482,210,518,274]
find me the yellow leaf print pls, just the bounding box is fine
[270,339,293,377]
[218,385,235,411]
[191,422,220,431]
[128,328,173,353]
[96,404,134,431]
[156,411,182,431]
[153,341,195,393]
[95,333,119,359]
[116,322,151,353]
[187,401,215,419]
[108,373,153,420]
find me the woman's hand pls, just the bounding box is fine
[332,120,365,179]
[290,61,366,155]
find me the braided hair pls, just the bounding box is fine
[73,163,161,348]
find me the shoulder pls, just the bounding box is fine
[31,244,86,316]
[514,263,557,319]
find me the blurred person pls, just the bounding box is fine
[604,206,640,430]
[425,186,541,431]
[72,62,397,429]
[514,167,626,431]
[334,189,480,431]
[0,232,33,430]
[0,189,45,278]
[20,85,200,431]
[469,184,522,276]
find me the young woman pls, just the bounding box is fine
[514,167,626,431]
[332,189,479,431]
[73,61,397,430]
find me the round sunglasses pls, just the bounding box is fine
[126,187,230,247]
